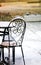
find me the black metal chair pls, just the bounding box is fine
[8,16,26,65]
[0,26,10,65]
[0,16,26,65]
[0,27,5,61]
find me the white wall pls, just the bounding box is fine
[24,14,41,22]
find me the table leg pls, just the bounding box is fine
[12,47,15,64]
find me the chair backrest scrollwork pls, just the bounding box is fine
[8,16,26,46]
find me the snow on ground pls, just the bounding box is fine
[0,16,41,65]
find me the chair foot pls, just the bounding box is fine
[0,59,9,65]
[0,62,4,65]
[0,52,1,61]
[21,46,25,65]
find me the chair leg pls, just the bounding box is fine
[0,48,4,65]
[8,47,10,65]
[21,46,25,65]
[12,47,15,64]
[2,48,4,61]
[0,51,1,61]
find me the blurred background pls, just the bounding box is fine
[0,0,41,65]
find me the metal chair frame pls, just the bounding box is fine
[0,27,10,65]
[0,16,26,65]
[8,17,26,65]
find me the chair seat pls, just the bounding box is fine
[0,41,21,47]
[1,42,16,47]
